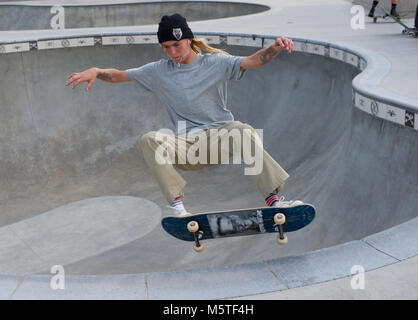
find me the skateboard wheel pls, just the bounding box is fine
[274,213,286,225]
[187,221,199,233]
[277,234,288,245]
[193,243,205,252]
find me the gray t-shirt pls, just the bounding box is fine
[126,53,245,134]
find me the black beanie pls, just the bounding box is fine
[157,13,194,43]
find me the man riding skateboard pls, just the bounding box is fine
[66,13,304,216]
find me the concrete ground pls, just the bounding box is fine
[0,0,417,299]
[236,255,418,300]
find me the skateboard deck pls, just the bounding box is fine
[161,204,316,252]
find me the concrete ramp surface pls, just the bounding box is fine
[0,36,417,275]
[0,0,269,30]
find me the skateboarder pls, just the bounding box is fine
[66,13,303,216]
[368,0,400,18]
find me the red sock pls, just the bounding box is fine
[265,193,279,207]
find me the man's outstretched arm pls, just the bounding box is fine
[66,67,131,92]
[240,36,294,70]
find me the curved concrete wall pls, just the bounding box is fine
[0,32,417,276]
[0,1,269,30]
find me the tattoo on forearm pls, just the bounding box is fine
[259,47,277,65]
[98,71,112,82]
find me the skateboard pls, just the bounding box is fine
[161,204,316,252]
[371,13,406,23]
[405,27,418,37]
[377,5,412,34]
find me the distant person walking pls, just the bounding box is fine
[368,0,400,18]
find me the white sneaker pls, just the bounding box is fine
[271,196,304,208]
[168,197,191,217]
[173,207,191,217]
[168,204,191,217]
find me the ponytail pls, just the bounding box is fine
[190,38,229,55]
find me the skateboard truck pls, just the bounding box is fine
[273,213,288,245]
[187,221,205,252]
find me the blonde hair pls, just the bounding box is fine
[190,38,229,55]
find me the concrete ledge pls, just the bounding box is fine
[146,262,285,300]
[364,216,418,261]
[0,0,269,30]
[1,216,417,299]
[0,275,22,299]
[9,274,147,300]
[234,255,418,300]
[265,241,398,289]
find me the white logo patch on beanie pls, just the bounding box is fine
[172,28,183,40]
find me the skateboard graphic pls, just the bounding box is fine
[161,204,316,252]
[374,5,415,35]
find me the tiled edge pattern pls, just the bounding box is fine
[353,91,417,129]
[1,32,415,130]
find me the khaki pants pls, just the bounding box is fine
[140,121,289,204]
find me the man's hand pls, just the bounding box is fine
[271,36,294,54]
[241,36,294,70]
[66,68,99,92]
[66,68,130,91]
